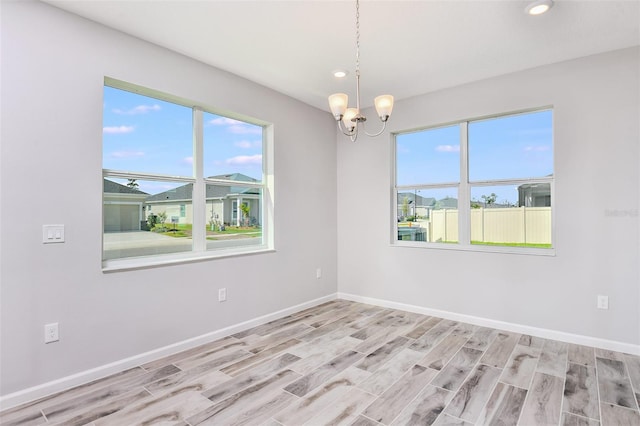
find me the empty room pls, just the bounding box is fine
[1,0,639,425]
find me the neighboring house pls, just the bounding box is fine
[436,197,458,209]
[103,179,149,232]
[144,173,261,227]
[518,182,551,207]
[397,192,436,219]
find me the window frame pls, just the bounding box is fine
[102,78,274,271]
[392,107,555,256]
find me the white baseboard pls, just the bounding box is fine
[4,291,638,411]
[0,293,337,411]
[338,292,640,356]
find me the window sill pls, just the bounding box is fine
[392,240,556,256]
[102,246,275,273]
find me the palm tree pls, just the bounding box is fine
[240,203,250,226]
[126,179,139,190]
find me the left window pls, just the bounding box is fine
[102,79,271,268]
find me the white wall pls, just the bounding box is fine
[0,1,337,396]
[338,47,640,347]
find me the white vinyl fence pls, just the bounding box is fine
[429,207,551,244]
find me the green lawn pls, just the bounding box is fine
[417,240,551,248]
[154,223,261,239]
[210,226,261,235]
[471,241,552,249]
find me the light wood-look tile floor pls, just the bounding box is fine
[2,300,640,425]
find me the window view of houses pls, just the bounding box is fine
[396,109,553,249]
[102,83,265,262]
[397,182,552,246]
[103,176,262,260]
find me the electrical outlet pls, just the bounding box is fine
[44,323,59,343]
[316,268,322,279]
[218,288,227,302]
[597,295,609,310]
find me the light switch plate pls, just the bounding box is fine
[43,225,65,244]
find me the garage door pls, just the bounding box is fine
[104,204,141,232]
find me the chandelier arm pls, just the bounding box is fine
[363,120,388,137]
[337,119,356,137]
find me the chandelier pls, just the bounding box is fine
[328,0,394,142]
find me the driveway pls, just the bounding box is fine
[103,231,260,260]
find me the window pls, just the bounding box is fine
[394,109,553,253]
[102,78,272,268]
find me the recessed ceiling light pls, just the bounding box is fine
[333,70,348,78]
[525,0,553,15]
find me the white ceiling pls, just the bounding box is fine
[43,0,640,111]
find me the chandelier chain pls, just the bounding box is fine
[355,0,360,78]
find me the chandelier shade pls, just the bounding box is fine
[328,93,349,119]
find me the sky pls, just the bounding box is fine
[396,109,553,205]
[103,86,552,204]
[103,86,263,195]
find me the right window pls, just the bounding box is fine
[395,109,553,252]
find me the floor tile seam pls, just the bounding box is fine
[279,387,300,401]
[0,406,49,425]
[602,402,640,414]
[439,411,467,425]
[599,398,640,413]
[514,371,552,426]
[462,338,485,352]
[555,357,570,426]
[464,366,504,425]
[176,351,252,375]
[619,356,640,412]
[440,348,487,394]
[475,381,509,425]
[199,374,266,403]
[595,355,640,412]
[352,359,420,397]
[511,348,543,392]
[44,387,155,426]
[289,382,359,424]
[384,378,434,426]
[6,367,152,418]
[427,339,477,376]
[352,385,379,400]
[471,328,500,353]
[248,331,314,353]
[40,408,49,424]
[358,412,383,425]
[562,411,600,423]
[174,346,253,371]
[594,354,605,424]
[496,379,534,392]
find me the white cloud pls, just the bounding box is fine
[103,125,134,134]
[110,150,144,158]
[182,156,193,165]
[524,145,550,152]
[209,117,262,135]
[435,144,460,152]
[112,104,161,115]
[234,140,261,149]
[225,154,262,166]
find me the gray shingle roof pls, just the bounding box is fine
[103,179,148,195]
[397,192,436,207]
[145,173,259,202]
